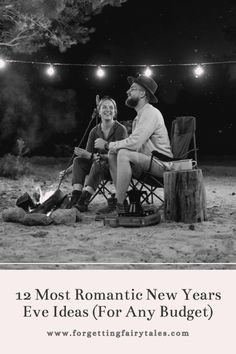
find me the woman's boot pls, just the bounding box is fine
[75,190,92,212]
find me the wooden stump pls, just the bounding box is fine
[164,169,207,223]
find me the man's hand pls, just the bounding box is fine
[74,147,91,159]
[94,138,107,150]
[109,146,117,153]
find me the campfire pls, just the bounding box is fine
[16,186,68,215]
[1,186,81,226]
[37,186,55,204]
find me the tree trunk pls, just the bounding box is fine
[164,169,207,223]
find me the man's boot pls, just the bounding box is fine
[75,190,92,212]
[116,200,129,216]
[96,194,117,214]
[95,197,129,220]
[68,190,82,208]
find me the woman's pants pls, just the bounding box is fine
[71,157,109,191]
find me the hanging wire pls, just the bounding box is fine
[1,58,236,67]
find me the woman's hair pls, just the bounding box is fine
[98,96,118,118]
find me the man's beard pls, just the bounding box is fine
[125,96,139,108]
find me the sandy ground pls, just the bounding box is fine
[0,159,235,269]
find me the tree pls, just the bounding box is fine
[0,0,127,54]
[0,67,78,155]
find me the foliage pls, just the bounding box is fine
[15,138,30,156]
[0,153,32,178]
[0,0,127,54]
[0,67,78,154]
[0,139,32,178]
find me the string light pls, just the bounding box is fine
[194,65,204,78]
[144,66,152,77]
[96,66,105,78]
[2,58,236,67]
[1,58,236,81]
[0,58,6,69]
[46,64,55,76]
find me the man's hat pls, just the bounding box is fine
[127,74,158,103]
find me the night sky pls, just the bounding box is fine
[59,0,236,157]
[74,0,235,64]
[2,0,236,156]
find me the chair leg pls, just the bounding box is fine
[88,181,113,204]
[130,177,164,205]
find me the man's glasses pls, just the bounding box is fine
[129,87,143,92]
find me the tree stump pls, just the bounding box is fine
[164,169,207,223]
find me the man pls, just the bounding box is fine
[95,75,173,214]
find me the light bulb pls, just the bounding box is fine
[144,66,152,77]
[46,65,55,76]
[194,65,204,78]
[96,66,105,78]
[0,58,6,69]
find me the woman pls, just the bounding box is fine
[59,96,127,212]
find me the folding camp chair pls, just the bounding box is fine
[129,116,198,206]
[88,120,132,205]
[171,116,197,163]
[88,172,114,203]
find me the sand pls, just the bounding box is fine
[0,160,235,269]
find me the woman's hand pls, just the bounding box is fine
[93,153,101,162]
[59,169,67,180]
[74,147,91,159]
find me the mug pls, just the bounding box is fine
[171,159,197,171]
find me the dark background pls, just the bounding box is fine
[0,0,236,158]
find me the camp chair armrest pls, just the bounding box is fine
[147,153,155,172]
[151,150,173,162]
[147,151,172,172]
[147,151,173,172]
[151,148,199,162]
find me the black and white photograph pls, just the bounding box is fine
[0,0,235,268]
[0,1,236,353]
